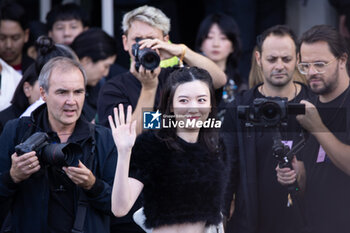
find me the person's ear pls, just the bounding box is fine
[24,29,29,43]
[255,51,262,67]
[23,82,32,98]
[40,86,47,101]
[122,34,129,52]
[27,46,37,60]
[80,56,92,66]
[339,52,348,70]
[163,34,169,42]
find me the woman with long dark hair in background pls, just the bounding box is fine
[195,13,247,120]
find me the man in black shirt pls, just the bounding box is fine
[223,25,313,233]
[97,5,226,135]
[277,25,350,233]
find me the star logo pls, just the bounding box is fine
[150,110,161,123]
[143,110,162,129]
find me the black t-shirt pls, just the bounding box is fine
[298,86,350,233]
[251,83,310,233]
[97,67,176,127]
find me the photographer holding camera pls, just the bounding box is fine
[223,25,314,233]
[97,5,227,136]
[277,25,350,233]
[0,57,117,233]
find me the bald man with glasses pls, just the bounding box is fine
[277,25,350,233]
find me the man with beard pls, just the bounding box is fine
[277,25,350,233]
[223,25,314,233]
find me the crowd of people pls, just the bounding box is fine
[0,1,349,233]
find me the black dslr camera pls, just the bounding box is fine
[238,97,307,196]
[15,132,82,167]
[132,38,160,72]
[237,97,305,127]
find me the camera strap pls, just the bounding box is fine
[71,192,89,233]
[71,124,96,233]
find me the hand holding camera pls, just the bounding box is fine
[10,151,40,183]
[276,156,299,185]
[132,38,161,72]
[130,38,161,89]
[15,132,82,167]
[238,97,307,196]
[296,100,325,133]
[130,58,160,90]
[62,161,96,190]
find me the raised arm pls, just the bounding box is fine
[139,39,227,89]
[109,104,144,217]
[129,59,161,136]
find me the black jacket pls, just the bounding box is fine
[0,104,117,233]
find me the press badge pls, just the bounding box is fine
[316,146,326,163]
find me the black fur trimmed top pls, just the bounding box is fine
[129,130,227,228]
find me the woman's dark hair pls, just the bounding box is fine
[10,64,37,111]
[195,13,242,86]
[11,36,77,111]
[156,66,219,154]
[71,28,117,62]
[35,36,77,74]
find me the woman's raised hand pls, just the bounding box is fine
[108,104,137,154]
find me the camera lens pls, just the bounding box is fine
[261,103,280,120]
[138,48,160,70]
[42,143,82,167]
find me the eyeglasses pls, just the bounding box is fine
[297,57,337,75]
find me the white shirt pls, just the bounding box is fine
[0,58,22,111]
[20,97,45,117]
